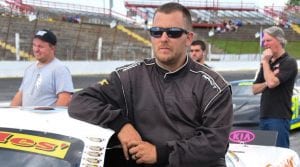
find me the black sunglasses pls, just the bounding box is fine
[149,27,188,38]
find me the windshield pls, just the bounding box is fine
[231,81,254,96]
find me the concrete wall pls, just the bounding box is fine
[0,60,262,78]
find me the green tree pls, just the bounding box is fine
[287,0,300,5]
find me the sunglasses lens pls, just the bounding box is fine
[167,28,184,38]
[150,27,187,38]
[150,27,163,38]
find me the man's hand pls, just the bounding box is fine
[262,48,273,63]
[128,140,157,164]
[117,123,142,160]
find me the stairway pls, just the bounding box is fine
[116,25,151,47]
[0,40,33,60]
[291,24,300,34]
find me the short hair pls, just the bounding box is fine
[153,2,192,31]
[263,26,287,47]
[191,40,206,51]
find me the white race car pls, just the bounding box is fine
[0,107,298,167]
[227,128,300,167]
[0,107,114,167]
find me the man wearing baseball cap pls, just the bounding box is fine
[10,29,74,107]
[252,26,298,148]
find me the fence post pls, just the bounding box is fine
[73,22,83,59]
[15,33,20,61]
[2,7,13,60]
[97,37,102,60]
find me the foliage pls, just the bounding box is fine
[207,39,300,59]
[287,0,300,6]
[286,42,300,58]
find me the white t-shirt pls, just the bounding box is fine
[20,58,74,106]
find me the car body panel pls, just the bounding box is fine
[227,128,299,166]
[226,143,299,167]
[0,107,298,167]
[0,107,114,167]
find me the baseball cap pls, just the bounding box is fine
[34,29,57,45]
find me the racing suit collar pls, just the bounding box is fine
[155,56,190,79]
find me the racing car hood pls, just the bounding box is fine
[0,107,114,167]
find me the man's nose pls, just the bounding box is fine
[33,47,40,52]
[160,32,169,40]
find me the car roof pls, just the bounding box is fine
[230,79,254,84]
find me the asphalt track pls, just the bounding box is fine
[1,70,300,156]
[0,70,257,101]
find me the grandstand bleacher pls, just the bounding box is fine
[0,0,299,61]
[0,0,153,61]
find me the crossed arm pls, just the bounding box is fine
[252,49,280,94]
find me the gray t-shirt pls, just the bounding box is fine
[20,58,74,106]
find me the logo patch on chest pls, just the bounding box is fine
[202,75,217,89]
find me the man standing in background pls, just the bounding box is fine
[252,26,298,148]
[190,40,210,67]
[10,29,74,107]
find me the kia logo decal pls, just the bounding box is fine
[229,130,256,143]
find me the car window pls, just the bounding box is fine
[293,87,300,95]
[295,79,300,88]
[231,82,254,96]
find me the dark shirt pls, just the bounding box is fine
[254,53,298,119]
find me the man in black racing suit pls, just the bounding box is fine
[68,2,233,167]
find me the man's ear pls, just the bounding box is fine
[186,32,195,46]
[50,43,56,49]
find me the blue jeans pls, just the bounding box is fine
[260,118,290,148]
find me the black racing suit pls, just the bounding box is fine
[68,57,233,167]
